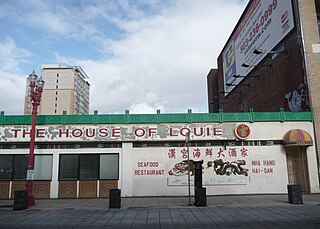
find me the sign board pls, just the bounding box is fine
[0,123,237,142]
[27,170,34,180]
[222,0,294,94]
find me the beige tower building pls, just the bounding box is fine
[24,64,90,115]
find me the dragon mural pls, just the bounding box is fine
[207,159,248,176]
[168,160,196,176]
[168,159,248,177]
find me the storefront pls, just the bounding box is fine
[0,110,319,199]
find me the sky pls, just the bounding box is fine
[0,0,249,115]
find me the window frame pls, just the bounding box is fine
[0,154,53,181]
[58,153,119,181]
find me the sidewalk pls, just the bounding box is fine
[0,194,320,228]
[1,193,320,210]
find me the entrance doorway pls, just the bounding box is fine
[286,147,310,193]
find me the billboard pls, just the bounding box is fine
[222,0,295,94]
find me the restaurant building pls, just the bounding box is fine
[0,110,319,199]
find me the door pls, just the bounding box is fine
[286,147,310,193]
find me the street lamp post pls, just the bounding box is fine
[26,70,45,206]
[185,132,192,206]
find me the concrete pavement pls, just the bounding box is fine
[0,194,320,228]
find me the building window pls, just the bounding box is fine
[33,155,53,180]
[56,91,58,95]
[54,109,57,114]
[57,73,59,77]
[0,155,13,180]
[59,155,79,180]
[55,103,57,107]
[79,155,99,180]
[55,97,57,101]
[56,85,58,89]
[13,155,28,180]
[59,154,119,181]
[100,154,119,179]
[0,155,52,181]
[56,79,59,84]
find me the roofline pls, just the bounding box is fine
[72,66,89,79]
[0,109,313,125]
[42,65,89,80]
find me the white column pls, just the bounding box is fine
[120,143,133,197]
[50,151,59,198]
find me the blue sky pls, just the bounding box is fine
[0,0,248,114]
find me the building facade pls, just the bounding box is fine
[24,64,90,115]
[0,110,319,199]
[208,0,320,174]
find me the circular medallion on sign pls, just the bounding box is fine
[234,123,251,140]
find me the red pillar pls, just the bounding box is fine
[26,101,37,206]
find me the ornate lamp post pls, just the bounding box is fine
[26,70,45,206]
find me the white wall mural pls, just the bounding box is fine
[132,145,288,196]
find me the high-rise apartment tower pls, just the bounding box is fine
[24,64,90,115]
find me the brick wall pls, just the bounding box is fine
[216,32,307,112]
[298,0,320,165]
[210,0,320,166]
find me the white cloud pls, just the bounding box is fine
[0,37,31,72]
[9,0,148,41]
[55,1,247,114]
[0,71,25,114]
[0,0,249,114]
[129,102,165,114]
[28,12,73,35]
[0,38,30,114]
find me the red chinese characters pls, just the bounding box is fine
[167,147,249,160]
